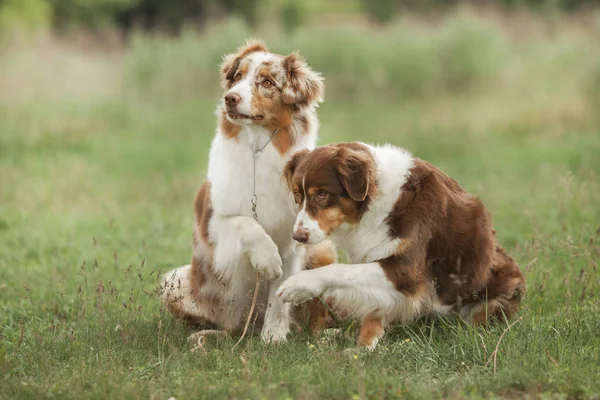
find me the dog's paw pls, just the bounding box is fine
[358,337,380,352]
[248,239,283,281]
[343,345,378,357]
[276,271,323,305]
[260,322,289,344]
[187,329,228,345]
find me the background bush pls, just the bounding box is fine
[1,0,600,35]
[0,0,51,33]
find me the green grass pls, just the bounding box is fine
[1,11,600,399]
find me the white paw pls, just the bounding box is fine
[261,323,289,344]
[276,271,323,305]
[361,337,380,352]
[248,239,283,281]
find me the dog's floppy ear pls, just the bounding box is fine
[220,39,268,88]
[283,149,309,189]
[282,52,324,107]
[336,146,376,202]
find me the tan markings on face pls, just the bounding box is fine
[292,144,376,239]
[303,187,352,235]
[219,110,241,139]
[223,59,251,90]
[231,62,249,84]
[292,185,302,205]
[258,66,278,89]
[317,207,346,235]
[250,62,289,117]
[246,59,298,155]
[220,39,268,88]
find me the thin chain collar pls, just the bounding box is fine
[251,127,280,221]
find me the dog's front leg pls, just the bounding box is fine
[276,262,403,350]
[261,245,306,343]
[210,215,283,281]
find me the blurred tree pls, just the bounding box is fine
[361,0,397,23]
[114,0,208,34]
[281,0,306,35]
[51,0,137,31]
[3,0,600,38]
[221,0,261,28]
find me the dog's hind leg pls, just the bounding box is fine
[159,261,222,328]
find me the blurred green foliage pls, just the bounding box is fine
[1,0,600,35]
[52,0,138,30]
[281,0,307,35]
[0,0,51,33]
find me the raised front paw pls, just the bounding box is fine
[276,271,323,305]
[248,239,283,281]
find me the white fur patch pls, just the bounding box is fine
[329,144,414,264]
[277,262,429,325]
[293,203,326,244]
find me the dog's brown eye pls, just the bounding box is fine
[316,190,328,200]
[234,72,242,81]
[262,79,274,88]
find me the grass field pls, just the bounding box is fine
[1,11,600,399]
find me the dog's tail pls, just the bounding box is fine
[468,245,526,325]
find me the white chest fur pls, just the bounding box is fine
[208,125,315,249]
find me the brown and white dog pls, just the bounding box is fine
[159,40,335,343]
[277,142,525,349]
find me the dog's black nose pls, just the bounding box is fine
[293,230,309,243]
[224,93,241,107]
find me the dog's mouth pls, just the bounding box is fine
[227,111,264,122]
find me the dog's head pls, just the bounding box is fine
[284,143,378,244]
[220,39,324,128]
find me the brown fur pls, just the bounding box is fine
[357,316,384,348]
[182,180,222,327]
[219,111,241,140]
[295,241,338,332]
[194,181,213,246]
[220,39,268,88]
[284,143,378,234]
[219,40,323,154]
[285,142,525,345]
[282,52,325,106]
